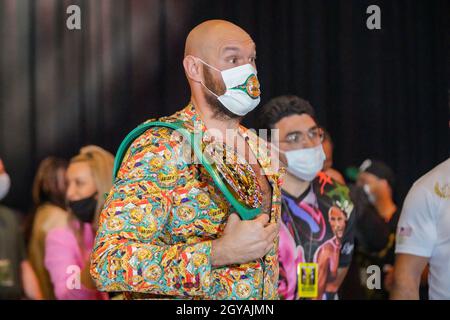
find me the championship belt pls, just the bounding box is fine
[112,121,262,220]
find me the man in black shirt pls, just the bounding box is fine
[344,159,399,299]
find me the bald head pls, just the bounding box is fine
[184,20,254,60]
[183,20,258,120]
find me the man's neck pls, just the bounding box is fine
[191,96,241,139]
[281,171,311,199]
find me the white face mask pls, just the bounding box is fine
[282,145,326,182]
[199,59,261,116]
[0,172,11,201]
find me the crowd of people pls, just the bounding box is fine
[0,147,113,299]
[1,99,443,300]
[0,19,448,301]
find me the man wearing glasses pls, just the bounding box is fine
[259,95,355,300]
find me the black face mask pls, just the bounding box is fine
[68,193,97,223]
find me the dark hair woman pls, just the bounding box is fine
[28,157,69,299]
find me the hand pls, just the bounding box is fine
[211,213,279,267]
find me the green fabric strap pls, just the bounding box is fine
[112,121,260,220]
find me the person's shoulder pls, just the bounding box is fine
[413,158,450,190]
[0,204,16,218]
[34,203,70,233]
[128,121,178,153]
[406,158,450,202]
[403,159,450,218]
[127,107,192,153]
[46,225,76,245]
[316,238,334,254]
[0,205,21,227]
[429,157,450,176]
[117,108,191,181]
[45,205,70,229]
[37,203,69,219]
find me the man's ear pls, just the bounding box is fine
[183,55,203,83]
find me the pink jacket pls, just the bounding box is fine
[44,222,108,300]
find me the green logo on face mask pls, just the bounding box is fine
[232,74,260,99]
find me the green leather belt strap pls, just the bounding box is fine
[112,121,261,220]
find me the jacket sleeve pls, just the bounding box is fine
[90,126,213,297]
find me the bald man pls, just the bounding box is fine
[90,20,283,300]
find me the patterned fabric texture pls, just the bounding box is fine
[90,103,284,299]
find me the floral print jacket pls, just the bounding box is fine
[90,103,283,299]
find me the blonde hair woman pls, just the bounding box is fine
[44,146,113,300]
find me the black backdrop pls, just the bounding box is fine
[0,0,449,213]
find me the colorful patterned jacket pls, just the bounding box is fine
[90,104,283,299]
